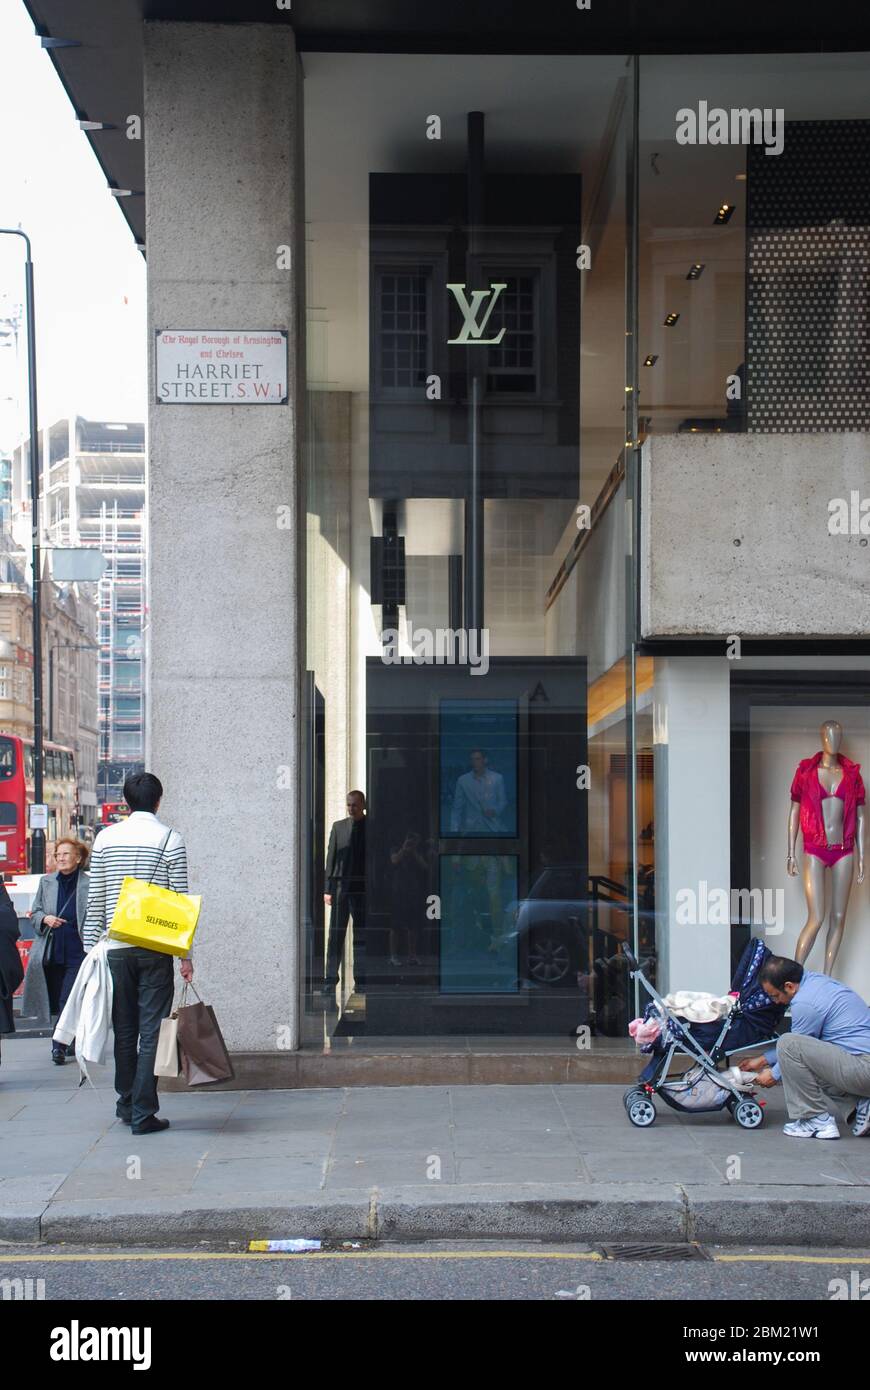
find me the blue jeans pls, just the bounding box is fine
[108,948,174,1126]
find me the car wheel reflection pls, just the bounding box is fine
[527,931,572,985]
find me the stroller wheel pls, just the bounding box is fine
[733,1098,764,1129]
[623,1086,646,1109]
[626,1093,656,1127]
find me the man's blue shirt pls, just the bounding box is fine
[765,972,870,1080]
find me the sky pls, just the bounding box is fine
[0,2,146,452]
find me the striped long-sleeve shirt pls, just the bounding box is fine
[83,811,190,955]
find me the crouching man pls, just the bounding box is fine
[742,954,870,1139]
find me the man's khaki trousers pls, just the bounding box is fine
[777,1032,870,1119]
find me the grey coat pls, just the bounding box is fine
[19,871,90,1025]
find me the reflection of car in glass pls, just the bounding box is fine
[501,866,657,998]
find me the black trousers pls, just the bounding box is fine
[108,947,174,1126]
[325,890,366,989]
[44,960,83,1016]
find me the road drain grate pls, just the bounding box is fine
[596,1243,711,1262]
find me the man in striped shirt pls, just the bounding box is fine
[84,772,193,1135]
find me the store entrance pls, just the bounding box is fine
[362,659,589,1035]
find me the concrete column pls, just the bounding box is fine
[653,656,731,994]
[145,23,303,1050]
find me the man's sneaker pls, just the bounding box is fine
[783,1113,840,1140]
[851,1098,870,1137]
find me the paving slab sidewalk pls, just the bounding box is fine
[2,1039,869,1247]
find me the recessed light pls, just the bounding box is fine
[735,172,747,182]
[664,312,680,327]
[686,263,705,281]
[643,354,658,367]
[714,203,735,225]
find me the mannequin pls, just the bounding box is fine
[787,720,866,974]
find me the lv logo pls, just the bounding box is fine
[446,282,508,345]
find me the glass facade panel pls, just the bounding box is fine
[638,53,870,1006]
[638,52,870,437]
[302,53,641,1045]
[301,45,870,1052]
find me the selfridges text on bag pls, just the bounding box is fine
[108,831,201,957]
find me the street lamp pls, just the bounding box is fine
[0,227,45,871]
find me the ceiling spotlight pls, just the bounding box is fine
[686,263,705,281]
[714,203,735,225]
[663,312,680,327]
[643,354,658,367]
[735,172,747,181]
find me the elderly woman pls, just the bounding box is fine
[21,837,91,1064]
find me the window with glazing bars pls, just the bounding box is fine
[376,268,430,389]
[486,273,538,394]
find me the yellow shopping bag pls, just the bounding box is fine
[108,878,201,956]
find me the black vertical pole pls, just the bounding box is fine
[24,249,45,873]
[0,230,44,868]
[447,554,463,631]
[465,112,486,635]
[623,59,641,1018]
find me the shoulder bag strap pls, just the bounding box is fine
[147,830,174,885]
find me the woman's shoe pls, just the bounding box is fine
[51,1047,66,1066]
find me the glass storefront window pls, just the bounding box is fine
[301,53,644,1046]
[638,52,870,438]
[638,52,870,1003]
[300,45,870,1050]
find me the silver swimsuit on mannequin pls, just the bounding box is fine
[787,720,866,974]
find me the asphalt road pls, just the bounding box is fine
[2,1242,870,1302]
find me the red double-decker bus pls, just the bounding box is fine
[0,732,78,874]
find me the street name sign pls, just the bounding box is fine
[155,330,288,404]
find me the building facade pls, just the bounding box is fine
[12,416,146,804]
[0,564,99,821]
[22,1,870,1077]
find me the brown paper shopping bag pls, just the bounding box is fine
[175,984,235,1086]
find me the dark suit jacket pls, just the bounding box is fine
[325,816,366,891]
[0,883,22,1035]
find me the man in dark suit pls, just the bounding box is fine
[322,790,367,996]
[0,880,23,1070]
